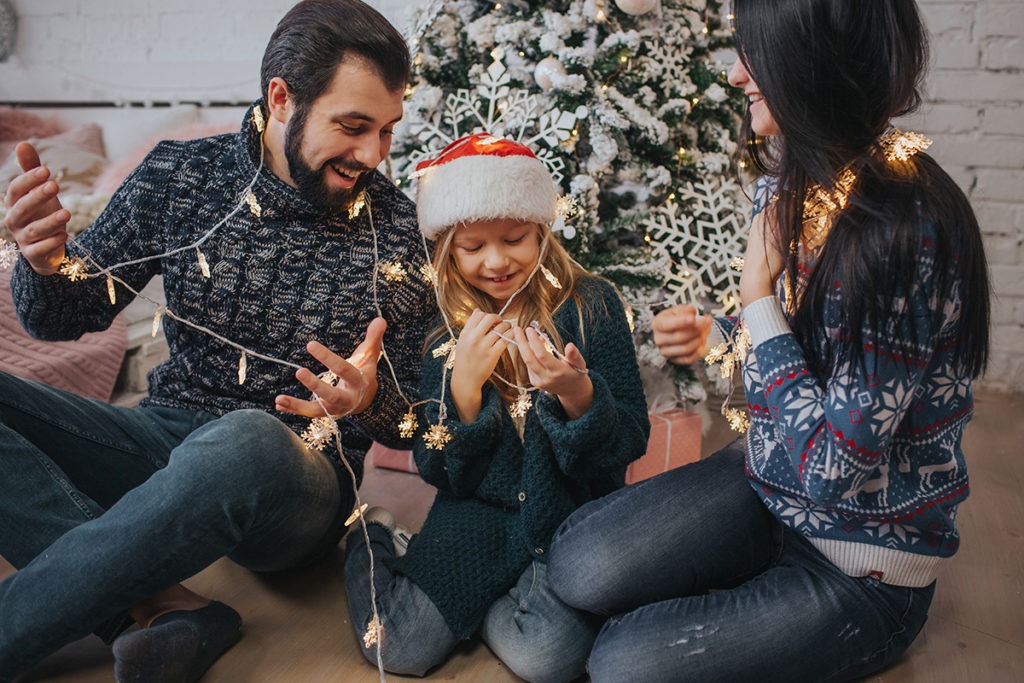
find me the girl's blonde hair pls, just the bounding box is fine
[427,221,590,406]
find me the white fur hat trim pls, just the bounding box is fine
[416,145,559,240]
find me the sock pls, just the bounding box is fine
[112,601,242,683]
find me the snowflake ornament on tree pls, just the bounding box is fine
[643,178,748,316]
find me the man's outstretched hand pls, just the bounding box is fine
[275,317,386,418]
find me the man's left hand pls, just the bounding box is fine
[275,317,386,418]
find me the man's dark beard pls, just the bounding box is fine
[284,106,371,216]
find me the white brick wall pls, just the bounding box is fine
[0,0,424,103]
[1,0,1021,390]
[898,0,1024,392]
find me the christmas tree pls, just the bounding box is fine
[393,0,750,408]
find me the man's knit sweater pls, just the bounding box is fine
[718,180,972,588]
[391,276,651,638]
[11,104,434,484]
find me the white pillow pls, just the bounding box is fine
[0,123,108,196]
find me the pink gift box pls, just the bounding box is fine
[368,441,417,474]
[626,409,702,484]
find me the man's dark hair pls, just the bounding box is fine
[260,0,410,107]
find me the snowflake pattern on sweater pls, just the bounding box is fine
[719,178,973,585]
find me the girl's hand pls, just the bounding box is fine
[739,210,786,306]
[450,310,512,422]
[515,325,593,420]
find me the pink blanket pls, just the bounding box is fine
[0,268,127,401]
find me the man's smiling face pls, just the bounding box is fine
[283,57,404,214]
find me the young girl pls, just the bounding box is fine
[343,133,650,682]
[547,1,990,682]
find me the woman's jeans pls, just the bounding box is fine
[547,441,935,683]
[344,523,597,683]
[0,372,350,679]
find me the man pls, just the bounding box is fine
[0,1,433,680]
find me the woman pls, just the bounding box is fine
[547,1,990,681]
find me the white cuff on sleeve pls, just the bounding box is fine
[706,322,726,351]
[743,296,791,347]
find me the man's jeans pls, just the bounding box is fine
[548,442,935,683]
[0,372,350,678]
[345,523,596,683]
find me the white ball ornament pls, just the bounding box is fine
[614,0,658,15]
[533,56,567,90]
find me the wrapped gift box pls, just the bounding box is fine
[626,409,702,484]
[368,441,418,474]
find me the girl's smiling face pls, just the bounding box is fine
[452,218,542,309]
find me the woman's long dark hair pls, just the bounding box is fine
[732,0,989,378]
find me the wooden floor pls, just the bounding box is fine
[7,390,1023,682]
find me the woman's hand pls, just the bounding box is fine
[515,325,593,420]
[450,310,512,422]
[652,304,713,365]
[739,210,786,306]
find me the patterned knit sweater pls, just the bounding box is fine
[390,276,650,638]
[11,103,435,484]
[718,178,973,588]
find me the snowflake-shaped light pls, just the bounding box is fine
[509,392,533,419]
[379,261,408,283]
[398,410,418,439]
[879,128,932,163]
[318,370,340,386]
[348,192,367,220]
[705,341,728,366]
[0,239,16,270]
[723,406,750,433]
[59,256,89,281]
[431,338,458,370]
[301,416,338,451]
[344,502,369,526]
[423,423,452,450]
[432,339,456,359]
[704,324,749,381]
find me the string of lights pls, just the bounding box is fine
[703,127,933,433]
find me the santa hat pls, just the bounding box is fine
[415,133,559,240]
